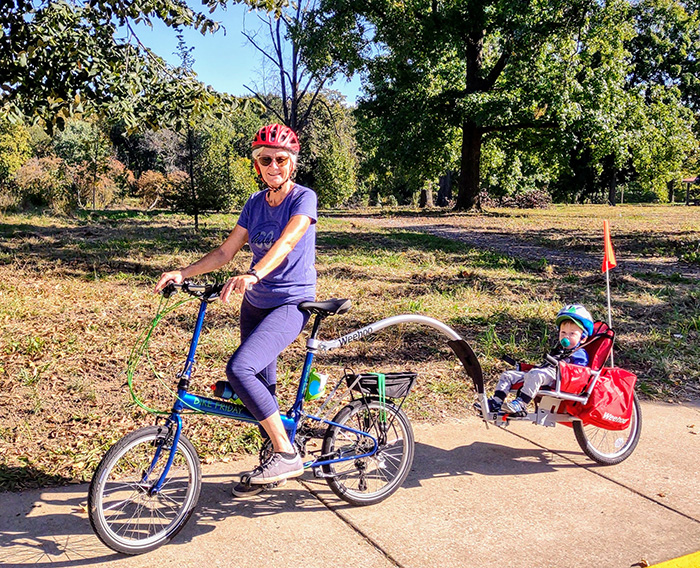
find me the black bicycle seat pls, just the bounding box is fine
[298,298,352,316]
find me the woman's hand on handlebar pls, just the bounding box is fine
[220,274,258,303]
[155,270,184,294]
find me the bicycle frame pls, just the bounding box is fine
[149,295,478,490]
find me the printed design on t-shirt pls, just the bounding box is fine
[250,221,280,252]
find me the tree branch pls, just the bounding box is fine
[484,48,510,91]
[242,30,282,70]
[243,85,285,123]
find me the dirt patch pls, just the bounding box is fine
[345,207,700,279]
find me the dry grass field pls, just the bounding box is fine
[1,204,698,490]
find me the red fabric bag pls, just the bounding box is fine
[558,362,592,394]
[561,367,637,430]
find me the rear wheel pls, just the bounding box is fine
[573,392,642,465]
[88,425,201,554]
[321,399,414,506]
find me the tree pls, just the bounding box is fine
[242,0,336,135]
[305,0,599,209]
[301,90,358,206]
[53,118,114,209]
[306,0,699,208]
[1,0,280,134]
[628,0,700,113]
[163,119,259,216]
[0,119,31,189]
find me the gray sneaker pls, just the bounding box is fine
[231,478,286,498]
[247,452,304,485]
[502,398,528,416]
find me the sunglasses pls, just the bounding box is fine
[258,155,290,167]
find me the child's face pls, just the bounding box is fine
[559,320,584,347]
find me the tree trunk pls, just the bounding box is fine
[419,185,434,208]
[187,128,199,232]
[454,120,482,211]
[608,173,616,206]
[437,171,453,206]
[668,180,675,203]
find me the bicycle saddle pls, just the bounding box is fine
[298,298,352,316]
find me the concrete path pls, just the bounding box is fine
[1,401,698,568]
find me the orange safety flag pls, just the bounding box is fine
[602,220,617,273]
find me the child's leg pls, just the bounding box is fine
[495,370,524,402]
[518,367,557,405]
[502,367,556,415]
[474,370,524,413]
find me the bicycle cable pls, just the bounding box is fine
[126,293,204,416]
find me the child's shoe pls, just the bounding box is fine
[502,398,528,417]
[473,397,502,413]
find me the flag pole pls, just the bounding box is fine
[602,219,616,368]
[606,265,614,367]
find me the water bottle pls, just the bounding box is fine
[211,381,244,405]
[305,369,328,401]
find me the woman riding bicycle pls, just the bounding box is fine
[154,123,317,497]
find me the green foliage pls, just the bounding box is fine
[628,0,700,114]
[298,91,359,207]
[305,0,699,208]
[1,0,280,134]
[162,121,258,219]
[0,119,32,189]
[50,118,133,209]
[313,136,357,207]
[196,122,258,210]
[53,119,111,166]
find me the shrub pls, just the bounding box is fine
[70,157,133,209]
[13,157,73,212]
[135,170,169,210]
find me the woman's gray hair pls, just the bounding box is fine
[251,147,298,169]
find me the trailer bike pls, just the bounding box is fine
[473,321,642,465]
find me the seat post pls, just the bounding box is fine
[309,314,324,340]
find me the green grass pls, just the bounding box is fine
[0,205,698,491]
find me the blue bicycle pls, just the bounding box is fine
[87,282,475,555]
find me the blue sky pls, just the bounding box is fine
[128,5,362,104]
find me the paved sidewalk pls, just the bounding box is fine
[1,401,698,568]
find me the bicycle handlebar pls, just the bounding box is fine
[162,281,225,301]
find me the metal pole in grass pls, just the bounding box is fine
[602,220,617,367]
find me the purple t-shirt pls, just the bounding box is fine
[237,184,317,309]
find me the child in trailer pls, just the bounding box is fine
[478,304,595,417]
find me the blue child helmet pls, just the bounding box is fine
[555,304,594,337]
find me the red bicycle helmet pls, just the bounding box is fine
[252,123,300,154]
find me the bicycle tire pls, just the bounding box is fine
[573,392,642,465]
[88,425,202,554]
[321,399,414,506]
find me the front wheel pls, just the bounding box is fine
[573,392,642,465]
[88,425,202,555]
[321,399,414,506]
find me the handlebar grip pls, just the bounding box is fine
[501,354,517,366]
[160,281,225,300]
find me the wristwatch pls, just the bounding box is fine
[246,269,261,284]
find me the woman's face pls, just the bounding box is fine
[256,149,294,187]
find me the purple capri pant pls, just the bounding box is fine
[225,296,310,421]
